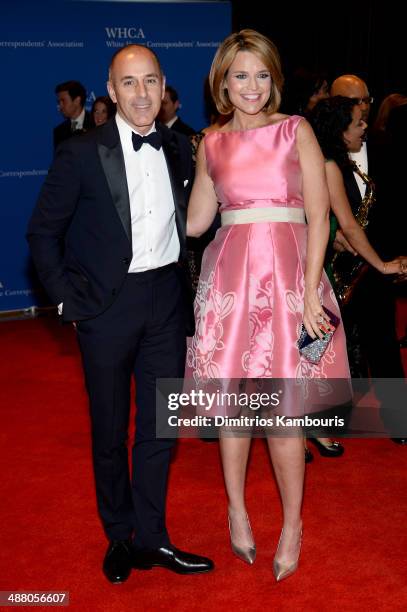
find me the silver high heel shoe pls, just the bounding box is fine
[272,527,302,582]
[228,513,256,565]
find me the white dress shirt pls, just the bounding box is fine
[71,108,85,130]
[349,142,368,198]
[115,113,180,272]
[165,115,179,128]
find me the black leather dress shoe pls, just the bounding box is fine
[310,438,344,457]
[132,545,214,574]
[103,540,133,583]
[391,438,407,445]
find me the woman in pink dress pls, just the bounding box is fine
[186,30,350,581]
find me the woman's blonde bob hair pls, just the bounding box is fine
[209,29,284,115]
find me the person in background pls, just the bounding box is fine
[187,29,350,581]
[54,80,94,148]
[331,74,371,122]
[91,95,116,126]
[369,92,407,266]
[373,99,407,354]
[372,92,407,144]
[281,67,329,117]
[330,75,407,444]
[158,85,195,136]
[330,75,372,253]
[310,96,404,292]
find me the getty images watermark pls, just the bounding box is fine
[166,389,346,429]
[155,379,357,438]
[156,378,407,439]
[168,389,345,427]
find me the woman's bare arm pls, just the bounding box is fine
[187,139,219,238]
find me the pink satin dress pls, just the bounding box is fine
[186,116,350,386]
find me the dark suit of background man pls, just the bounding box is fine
[54,80,94,148]
[158,84,196,136]
[27,45,213,584]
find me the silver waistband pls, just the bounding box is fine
[221,207,306,226]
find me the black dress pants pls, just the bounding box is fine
[77,266,186,547]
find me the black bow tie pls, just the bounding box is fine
[132,131,162,152]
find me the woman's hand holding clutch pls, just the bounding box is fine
[303,288,334,340]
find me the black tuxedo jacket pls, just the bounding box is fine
[53,111,95,148]
[28,119,195,331]
[171,117,195,137]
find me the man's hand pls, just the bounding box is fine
[333,229,357,255]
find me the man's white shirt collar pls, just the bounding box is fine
[71,107,85,129]
[165,116,178,129]
[115,113,157,154]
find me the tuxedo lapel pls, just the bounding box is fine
[97,120,132,246]
[159,124,187,246]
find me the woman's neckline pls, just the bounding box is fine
[211,114,297,135]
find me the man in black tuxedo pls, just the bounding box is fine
[158,85,195,136]
[28,45,213,583]
[54,80,94,148]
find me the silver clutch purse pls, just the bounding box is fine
[297,307,340,364]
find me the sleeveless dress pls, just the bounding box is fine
[186,116,350,392]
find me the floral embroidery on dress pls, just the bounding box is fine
[187,271,236,383]
[242,275,274,377]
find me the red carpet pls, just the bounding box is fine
[1,317,406,611]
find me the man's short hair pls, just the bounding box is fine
[55,80,86,107]
[165,85,179,103]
